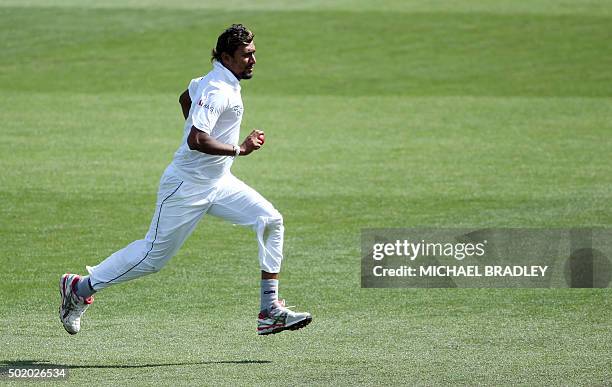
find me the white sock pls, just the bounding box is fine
[260,279,278,311]
[75,275,96,298]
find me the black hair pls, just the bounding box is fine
[211,24,254,62]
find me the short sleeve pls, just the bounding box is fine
[187,78,201,100]
[191,90,228,135]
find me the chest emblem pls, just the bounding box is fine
[231,105,243,117]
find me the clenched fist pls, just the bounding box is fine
[240,129,265,156]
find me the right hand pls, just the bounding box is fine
[239,129,264,156]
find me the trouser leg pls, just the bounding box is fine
[207,174,284,273]
[89,174,209,290]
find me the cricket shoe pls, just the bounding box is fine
[59,274,93,335]
[257,299,312,335]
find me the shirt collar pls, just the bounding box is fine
[213,60,241,90]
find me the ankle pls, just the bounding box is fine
[260,279,279,311]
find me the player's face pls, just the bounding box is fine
[224,41,256,80]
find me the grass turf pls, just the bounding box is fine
[0,1,611,385]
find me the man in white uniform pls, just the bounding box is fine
[58,24,311,336]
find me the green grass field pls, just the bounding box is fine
[1,1,611,385]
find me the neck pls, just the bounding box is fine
[219,61,241,81]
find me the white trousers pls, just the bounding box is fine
[88,166,284,291]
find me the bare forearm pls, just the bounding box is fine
[187,126,264,157]
[188,127,238,156]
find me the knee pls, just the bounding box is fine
[268,213,283,229]
[255,213,284,235]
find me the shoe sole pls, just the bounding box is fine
[258,315,312,336]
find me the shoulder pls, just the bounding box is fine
[205,86,231,106]
[193,85,230,114]
[189,76,203,86]
[187,77,204,98]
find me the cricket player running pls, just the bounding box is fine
[58,24,312,336]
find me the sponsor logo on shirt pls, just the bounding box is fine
[232,105,243,117]
[198,98,215,113]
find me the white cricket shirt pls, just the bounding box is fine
[171,60,244,183]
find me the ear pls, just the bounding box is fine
[221,52,233,65]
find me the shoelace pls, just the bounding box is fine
[69,295,90,315]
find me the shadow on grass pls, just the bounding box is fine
[0,359,271,369]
